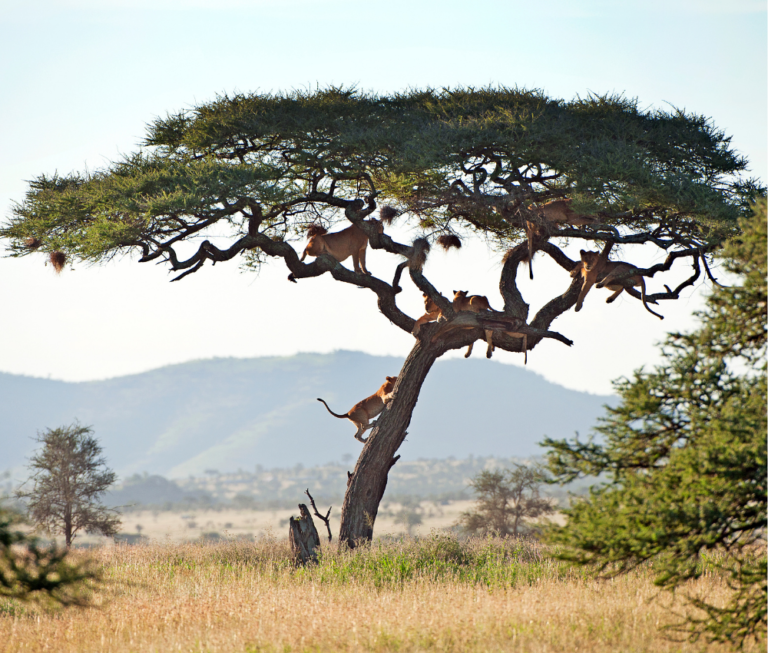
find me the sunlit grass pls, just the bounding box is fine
[0,534,760,652]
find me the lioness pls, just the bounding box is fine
[317,375,397,443]
[412,291,528,362]
[525,199,597,279]
[452,290,495,358]
[574,250,663,319]
[300,219,383,275]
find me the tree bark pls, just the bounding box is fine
[339,339,442,546]
[288,504,321,564]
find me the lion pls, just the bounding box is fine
[317,375,397,443]
[574,250,663,319]
[525,199,597,279]
[300,219,383,274]
[451,290,495,358]
[412,291,529,362]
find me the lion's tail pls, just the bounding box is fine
[317,398,348,419]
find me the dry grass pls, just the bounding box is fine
[0,535,760,653]
[108,501,480,545]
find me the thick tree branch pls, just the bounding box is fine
[530,274,584,335]
[553,225,693,249]
[499,243,530,320]
[539,242,578,273]
[409,267,454,317]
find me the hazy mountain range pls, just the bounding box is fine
[1,351,614,480]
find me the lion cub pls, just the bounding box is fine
[412,291,495,358]
[300,219,383,275]
[574,250,663,319]
[317,375,397,443]
[451,291,496,358]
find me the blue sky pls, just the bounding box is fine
[0,0,765,394]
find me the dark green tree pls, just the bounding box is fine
[2,88,760,546]
[0,506,98,606]
[460,465,554,536]
[17,423,121,548]
[542,201,767,646]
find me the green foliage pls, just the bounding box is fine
[459,465,554,537]
[17,423,121,548]
[2,87,758,270]
[542,202,767,647]
[180,532,569,588]
[307,534,567,588]
[0,506,99,606]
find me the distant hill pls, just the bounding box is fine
[0,351,614,479]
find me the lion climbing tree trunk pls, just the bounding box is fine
[339,340,442,546]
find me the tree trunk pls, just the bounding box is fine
[288,504,321,564]
[65,506,72,549]
[339,340,441,546]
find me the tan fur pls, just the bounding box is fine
[411,294,443,337]
[411,291,529,363]
[317,375,397,443]
[575,250,663,319]
[407,238,431,271]
[436,234,462,251]
[525,199,598,280]
[452,290,495,359]
[49,251,66,274]
[380,206,398,225]
[300,219,383,274]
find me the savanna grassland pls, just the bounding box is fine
[1,535,759,653]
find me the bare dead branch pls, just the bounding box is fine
[305,489,332,543]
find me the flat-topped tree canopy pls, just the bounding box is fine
[4,88,759,345]
[5,87,756,262]
[3,86,762,545]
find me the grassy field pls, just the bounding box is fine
[1,535,760,652]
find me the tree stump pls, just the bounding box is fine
[288,504,321,565]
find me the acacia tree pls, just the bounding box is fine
[460,465,554,537]
[17,423,121,548]
[2,88,760,546]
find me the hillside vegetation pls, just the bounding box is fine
[2,352,614,478]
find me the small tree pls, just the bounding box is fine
[0,505,98,606]
[393,496,423,535]
[17,423,121,548]
[460,465,554,536]
[542,202,767,646]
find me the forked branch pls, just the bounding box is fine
[305,489,332,542]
